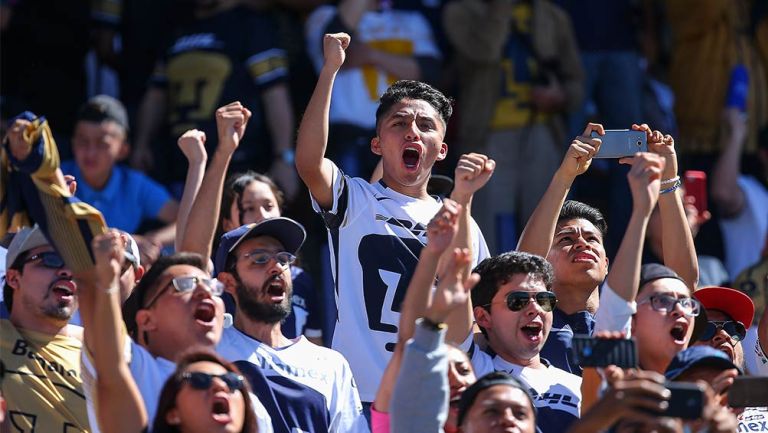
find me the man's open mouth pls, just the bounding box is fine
[194,302,216,323]
[402,146,421,169]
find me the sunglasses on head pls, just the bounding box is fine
[22,251,65,269]
[698,320,747,342]
[181,371,245,393]
[485,291,557,312]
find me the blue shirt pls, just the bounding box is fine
[61,161,172,233]
[541,308,595,376]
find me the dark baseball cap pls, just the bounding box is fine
[214,217,306,274]
[77,95,129,132]
[665,346,742,381]
[457,371,536,426]
[639,263,687,289]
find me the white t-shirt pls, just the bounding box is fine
[744,326,768,377]
[217,326,368,433]
[720,175,768,279]
[311,163,489,401]
[466,341,581,433]
[739,407,768,432]
[82,340,272,433]
[306,5,440,129]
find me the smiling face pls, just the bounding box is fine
[222,180,281,232]
[6,245,77,328]
[72,120,127,188]
[474,274,552,366]
[461,385,537,433]
[169,361,246,433]
[632,278,696,372]
[546,218,609,292]
[372,98,447,193]
[221,236,293,325]
[137,265,225,360]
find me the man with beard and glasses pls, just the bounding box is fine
[0,225,90,431]
[215,217,369,433]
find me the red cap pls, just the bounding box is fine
[694,286,755,328]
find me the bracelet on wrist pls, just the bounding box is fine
[660,179,682,195]
[660,175,680,186]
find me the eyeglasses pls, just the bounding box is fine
[143,276,224,309]
[238,250,296,268]
[484,291,558,312]
[181,371,245,393]
[638,294,700,317]
[22,251,65,269]
[698,320,747,342]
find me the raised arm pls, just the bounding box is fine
[179,102,251,258]
[263,83,299,200]
[131,87,167,172]
[711,108,748,218]
[295,33,349,210]
[174,130,208,251]
[517,123,603,257]
[637,123,699,289]
[77,231,147,433]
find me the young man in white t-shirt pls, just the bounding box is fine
[214,217,368,433]
[463,251,581,433]
[295,32,490,405]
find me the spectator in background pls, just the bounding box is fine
[61,95,179,266]
[712,109,768,281]
[132,0,298,199]
[444,0,584,254]
[305,0,442,178]
[734,235,768,374]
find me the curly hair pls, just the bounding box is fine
[470,251,554,311]
[375,80,453,130]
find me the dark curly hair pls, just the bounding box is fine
[374,80,453,131]
[471,251,554,313]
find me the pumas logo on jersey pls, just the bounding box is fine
[170,33,221,53]
[375,214,427,238]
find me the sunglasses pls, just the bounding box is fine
[698,320,747,342]
[143,276,224,309]
[638,294,701,317]
[22,251,65,269]
[181,371,245,393]
[484,291,558,312]
[239,251,296,267]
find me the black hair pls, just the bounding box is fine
[374,80,452,130]
[558,200,608,239]
[471,251,554,313]
[3,251,30,313]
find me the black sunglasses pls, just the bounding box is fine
[698,320,747,342]
[485,291,558,312]
[22,251,65,269]
[181,371,245,392]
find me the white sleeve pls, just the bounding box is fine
[459,332,494,377]
[309,161,368,229]
[305,6,337,73]
[250,392,274,433]
[410,13,441,59]
[747,330,768,376]
[594,281,636,337]
[329,355,369,433]
[80,338,133,433]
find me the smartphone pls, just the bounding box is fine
[683,170,708,215]
[663,382,704,420]
[729,377,768,407]
[571,335,638,369]
[591,129,648,158]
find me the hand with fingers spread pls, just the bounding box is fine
[323,33,350,71]
[426,198,461,254]
[632,123,678,181]
[177,129,207,165]
[452,153,495,204]
[621,152,666,217]
[560,123,604,179]
[683,195,711,238]
[215,101,251,155]
[5,117,33,161]
[424,247,480,324]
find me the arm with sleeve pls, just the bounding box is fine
[593,281,636,337]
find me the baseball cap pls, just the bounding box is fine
[6,225,50,271]
[693,286,754,329]
[122,232,141,269]
[639,263,687,289]
[77,95,129,132]
[665,346,743,381]
[457,371,536,426]
[214,217,306,274]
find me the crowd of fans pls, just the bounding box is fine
[1,0,768,432]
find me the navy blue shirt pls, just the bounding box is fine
[540,308,595,376]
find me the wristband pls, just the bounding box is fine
[660,179,682,195]
[418,317,447,331]
[660,175,680,186]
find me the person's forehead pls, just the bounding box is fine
[74,119,124,137]
[158,264,208,282]
[639,278,690,298]
[235,236,285,254]
[475,385,531,407]
[241,181,276,202]
[496,274,546,297]
[186,360,227,374]
[383,99,442,121]
[554,218,602,238]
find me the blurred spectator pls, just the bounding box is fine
[305,0,442,178]
[444,0,583,254]
[712,109,768,280]
[132,1,297,199]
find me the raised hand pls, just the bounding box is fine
[425,247,480,324]
[177,129,207,165]
[632,123,677,180]
[452,153,495,204]
[621,152,666,217]
[323,33,350,71]
[215,101,251,155]
[91,230,125,291]
[426,199,461,254]
[4,117,33,161]
[559,123,604,179]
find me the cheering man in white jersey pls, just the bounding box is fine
[215,217,368,433]
[295,32,490,406]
